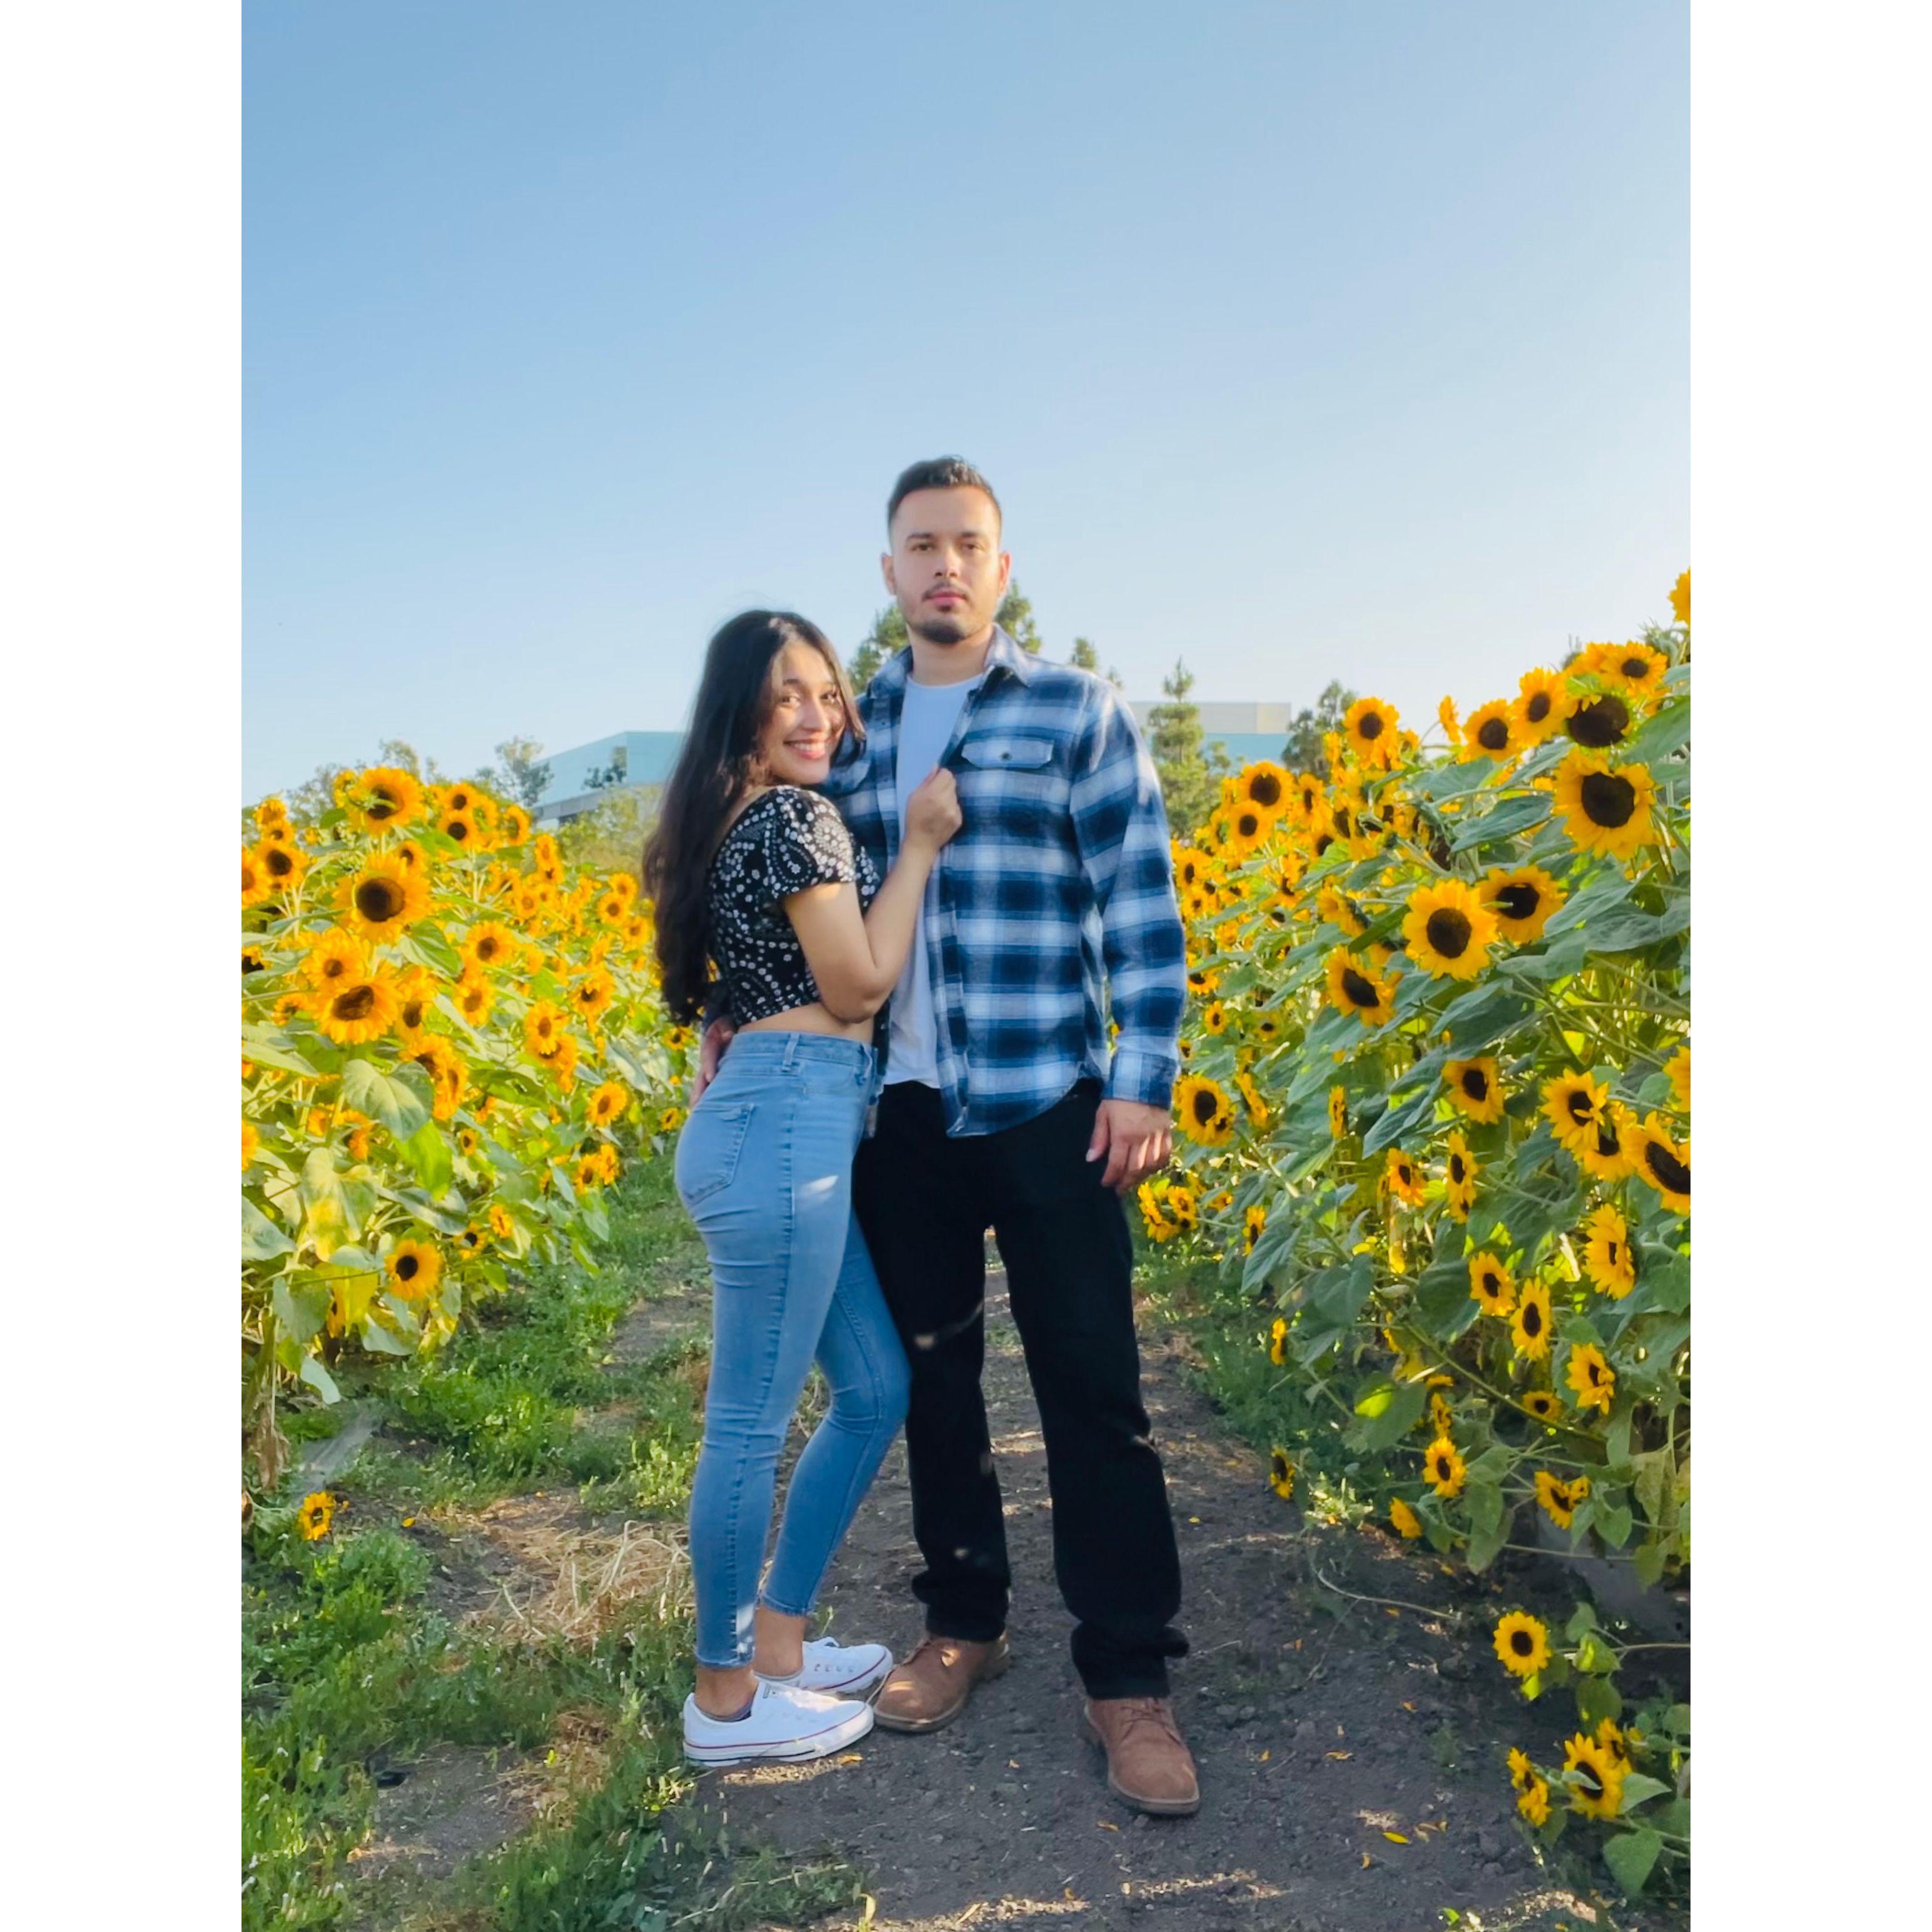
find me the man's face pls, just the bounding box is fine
[882,486,1011,644]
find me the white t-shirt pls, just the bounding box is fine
[887,674,981,1087]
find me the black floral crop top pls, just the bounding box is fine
[707,787,880,1024]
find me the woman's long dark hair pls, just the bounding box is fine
[643,610,861,1024]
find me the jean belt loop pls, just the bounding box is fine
[782,1031,800,1072]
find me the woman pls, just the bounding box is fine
[642,609,960,1766]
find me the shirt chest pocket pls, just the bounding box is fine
[953,735,1066,829]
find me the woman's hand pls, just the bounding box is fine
[904,768,962,853]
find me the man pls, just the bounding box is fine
[704,457,1197,1815]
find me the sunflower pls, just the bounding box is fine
[1507,1746,1535,1794]
[1670,568,1690,626]
[242,1121,259,1171]
[257,838,309,898]
[594,1142,621,1184]
[1552,750,1657,861]
[1565,1343,1615,1413]
[296,1491,337,1541]
[1519,1389,1562,1423]
[255,794,290,830]
[1428,1392,1454,1438]
[1595,1716,1634,1774]
[1176,1074,1236,1146]
[1467,1251,1516,1317]
[1328,1086,1348,1139]
[1510,1278,1553,1360]
[1316,885,1368,937]
[596,890,627,926]
[575,1151,606,1190]
[1324,948,1396,1027]
[1388,1497,1423,1540]
[658,1103,684,1134]
[409,1037,470,1120]
[353,765,425,829]
[588,1080,629,1127]
[300,927,367,994]
[440,810,482,848]
[1138,1184,1177,1243]
[1344,696,1400,767]
[1482,865,1565,943]
[571,967,616,1024]
[1443,1131,1478,1220]
[1573,1101,1638,1182]
[1436,695,1462,746]
[452,973,494,1025]
[1260,1315,1288,1366]
[1631,1111,1690,1214]
[1512,668,1568,746]
[1517,1775,1552,1827]
[1441,1057,1505,1124]
[1224,802,1271,857]
[457,1223,487,1258]
[1423,1436,1467,1500]
[523,1002,567,1058]
[338,855,432,942]
[499,804,531,845]
[1582,1204,1635,1297]
[1663,1041,1690,1111]
[387,1239,442,1301]
[1401,878,1497,980]
[1237,761,1291,819]
[1384,1147,1426,1208]
[1541,1070,1610,1154]
[241,848,272,907]
[1492,1610,1550,1680]
[1537,1470,1590,1529]
[1562,687,1635,752]
[1235,1072,1271,1128]
[395,838,432,879]
[315,969,401,1045]
[1268,1449,1296,1500]
[1599,640,1669,701]
[1202,1000,1229,1035]
[1166,1184,1200,1229]
[542,1035,579,1092]
[1561,1732,1626,1820]
[392,965,437,1043]
[1461,699,1518,761]
[1186,962,1221,999]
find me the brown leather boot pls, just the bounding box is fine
[871,1632,1011,1733]
[1082,1696,1201,1816]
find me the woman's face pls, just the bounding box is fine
[757,640,847,786]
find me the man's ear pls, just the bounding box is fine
[997,551,1013,597]
[881,552,897,595]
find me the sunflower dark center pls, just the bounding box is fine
[1620,655,1650,679]
[1510,1629,1534,1657]
[1462,1069,1491,1101]
[332,985,376,1020]
[1495,882,1540,918]
[1190,1088,1220,1124]
[1594,1119,1622,1156]
[1567,695,1632,748]
[447,818,472,841]
[477,936,502,960]
[1450,1152,1467,1182]
[394,1253,419,1280]
[1426,909,1473,956]
[1526,691,1552,723]
[368,788,401,820]
[1341,966,1380,1007]
[1566,1089,1595,1123]
[1645,1141,1690,1194]
[1477,716,1510,751]
[1522,1301,1543,1336]
[1579,770,1637,828]
[1360,712,1385,740]
[264,848,296,880]
[1333,806,1352,836]
[355,878,406,922]
[1313,833,1334,857]
[1249,772,1284,808]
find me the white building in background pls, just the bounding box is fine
[534,703,1291,826]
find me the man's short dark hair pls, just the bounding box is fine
[887,457,1002,536]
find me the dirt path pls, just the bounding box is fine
[698,1271,1630,1932]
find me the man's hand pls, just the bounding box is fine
[691,1016,736,1104]
[1085,1097,1174,1196]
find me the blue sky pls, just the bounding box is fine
[244,0,1687,800]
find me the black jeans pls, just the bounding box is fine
[852,1077,1187,1699]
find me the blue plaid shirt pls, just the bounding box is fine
[821,626,1186,1137]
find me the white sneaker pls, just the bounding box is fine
[758,1637,895,1698]
[682,1679,875,1766]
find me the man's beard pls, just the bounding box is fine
[908,606,978,645]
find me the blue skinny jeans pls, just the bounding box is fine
[674,1032,910,1669]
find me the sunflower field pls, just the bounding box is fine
[241,769,687,1488]
[1145,574,1690,1897]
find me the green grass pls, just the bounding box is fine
[243,1158,859,1932]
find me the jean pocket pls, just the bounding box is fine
[676,1098,756,1207]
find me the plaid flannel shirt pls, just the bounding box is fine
[820,626,1186,1137]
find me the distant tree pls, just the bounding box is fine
[1281,680,1359,776]
[473,735,552,811]
[557,783,661,877]
[849,603,907,690]
[581,743,630,792]
[375,738,449,785]
[282,761,348,827]
[1146,659,1229,837]
[1069,635,1125,688]
[996,581,1044,654]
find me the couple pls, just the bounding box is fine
[641,458,1199,1817]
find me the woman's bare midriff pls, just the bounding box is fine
[737,1002,876,1044]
